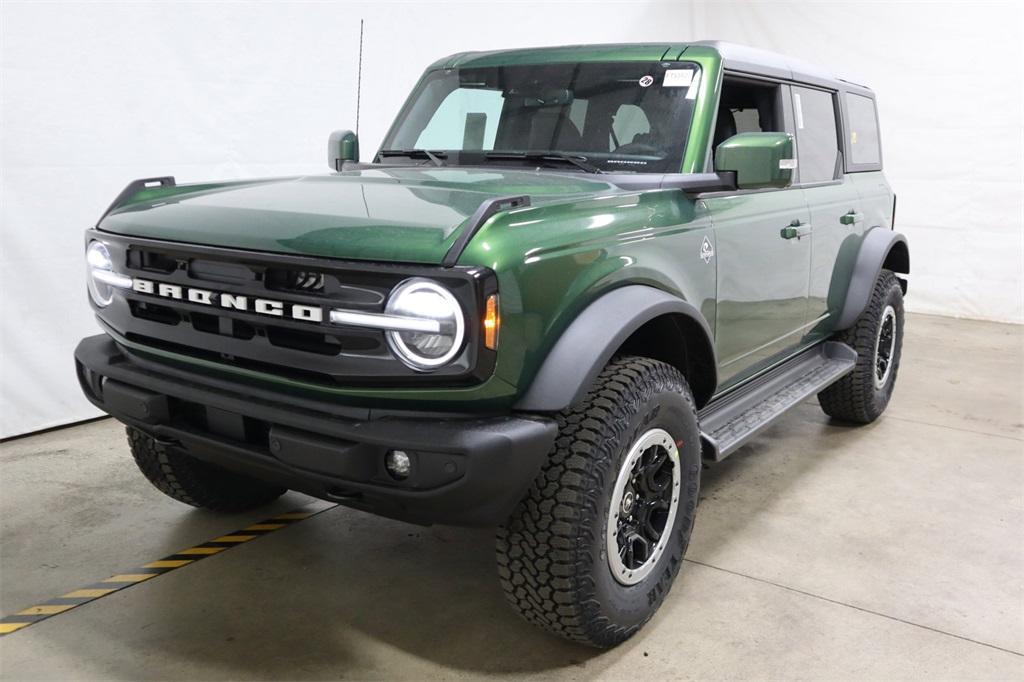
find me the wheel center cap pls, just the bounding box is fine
[621,490,635,515]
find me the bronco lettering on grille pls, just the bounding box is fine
[131,278,324,323]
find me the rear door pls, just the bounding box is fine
[791,85,863,339]
[843,90,894,231]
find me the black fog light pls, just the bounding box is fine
[385,450,412,480]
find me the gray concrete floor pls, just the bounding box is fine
[1,313,1021,680]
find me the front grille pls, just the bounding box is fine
[129,300,181,325]
[265,326,350,355]
[266,268,326,295]
[93,231,497,387]
[130,249,178,275]
[125,332,347,386]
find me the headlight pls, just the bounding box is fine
[86,240,131,307]
[384,278,465,370]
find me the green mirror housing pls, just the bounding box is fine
[328,130,359,170]
[714,132,795,190]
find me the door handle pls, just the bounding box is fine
[780,220,811,240]
[840,211,864,226]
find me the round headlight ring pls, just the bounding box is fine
[86,240,115,307]
[384,278,466,371]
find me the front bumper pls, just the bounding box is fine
[74,334,556,526]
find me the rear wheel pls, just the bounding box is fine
[496,357,701,648]
[818,269,905,423]
[127,427,286,512]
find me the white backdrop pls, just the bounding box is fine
[2,1,1021,438]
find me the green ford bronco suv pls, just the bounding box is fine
[76,41,908,647]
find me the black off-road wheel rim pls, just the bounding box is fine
[873,304,897,389]
[606,427,681,586]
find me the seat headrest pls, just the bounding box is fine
[715,108,737,147]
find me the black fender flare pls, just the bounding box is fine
[836,227,910,330]
[513,285,717,412]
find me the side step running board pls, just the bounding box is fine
[698,342,857,462]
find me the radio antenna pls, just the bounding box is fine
[356,19,364,137]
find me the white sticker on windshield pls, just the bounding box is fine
[638,75,654,87]
[663,69,694,87]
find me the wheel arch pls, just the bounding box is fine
[883,238,910,292]
[836,228,910,330]
[513,285,718,412]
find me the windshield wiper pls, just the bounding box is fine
[484,151,603,174]
[378,149,447,167]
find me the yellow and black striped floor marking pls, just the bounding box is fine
[0,505,335,636]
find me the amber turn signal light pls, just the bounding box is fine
[483,294,499,350]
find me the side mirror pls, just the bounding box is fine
[327,130,359,170]
[714,132,795,190]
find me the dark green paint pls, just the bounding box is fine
[427,43,687,71]
[94,43,894,411]
[327,129,359,168]
[101,169,616,265]
[714,132,794,189]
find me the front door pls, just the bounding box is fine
[707,190,812,388]
[707,77,813,389]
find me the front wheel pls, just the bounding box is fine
[127,427,286,512]
[496,357,701,648]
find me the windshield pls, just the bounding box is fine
[379,61,700,174]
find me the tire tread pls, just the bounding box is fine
[127,427,285,512]
[496,356,697,647]
[818,269,904,423]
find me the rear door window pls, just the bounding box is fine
[791,86,840,184]
[845,93,881,166]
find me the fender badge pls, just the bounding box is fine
[700,236,714,264]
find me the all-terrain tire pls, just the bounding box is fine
[818,269,905,423]
[127,427,286,511]
[496,356,701,648]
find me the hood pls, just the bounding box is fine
[99,167,626,265]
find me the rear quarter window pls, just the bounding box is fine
[845,92,882,167]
